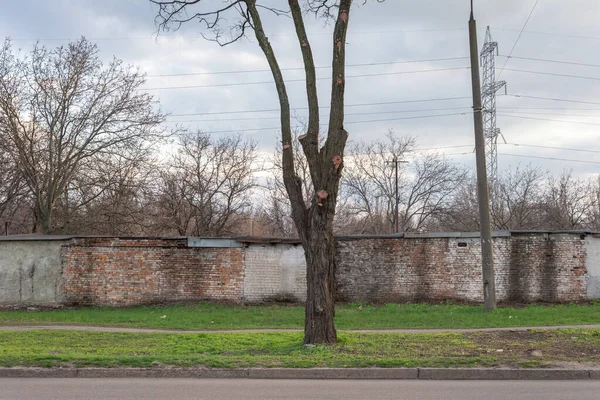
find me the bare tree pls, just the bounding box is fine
[589,175,600,231]
[261,131,314,238]
[0,38,165,234]
[342,133,467,233]
[543,170,595,230]
[154,131,257,237]
[152,0,371,344]
[429,175,480,232]
[50,149,157,235]
[490,164,545,230]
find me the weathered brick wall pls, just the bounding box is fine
[336,233,588,303]
[2,232,596,307]
[62,238,244,306]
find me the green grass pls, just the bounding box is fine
[1,302,600,330]
[1,329,599,369]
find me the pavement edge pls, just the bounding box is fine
[0,368,599,380]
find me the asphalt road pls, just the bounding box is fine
[1,379,600,400]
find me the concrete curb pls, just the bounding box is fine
[1,368,599,380]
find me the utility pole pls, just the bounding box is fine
[469,0,496,311]
[388,156,408,233]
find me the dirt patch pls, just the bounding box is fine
[466,330,600,368]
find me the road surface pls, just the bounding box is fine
[1,379,599,400]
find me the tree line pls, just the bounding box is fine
[1,39,599,237]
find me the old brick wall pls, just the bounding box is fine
[1,232,596,307]
[62,238,245,306]
[335,233,588,304]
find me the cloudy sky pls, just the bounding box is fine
[1,0,599,177]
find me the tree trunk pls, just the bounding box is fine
[303,209,337,344]
[33,203,53,234]
[246,0,352,345]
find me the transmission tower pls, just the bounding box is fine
[480,26,506,182]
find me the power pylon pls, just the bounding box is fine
[480,26,506,182]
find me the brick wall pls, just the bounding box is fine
[2,232,597,307]
[335,233,588,304]
[62,238,244,306]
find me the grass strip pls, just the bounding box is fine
[0,329,599,369]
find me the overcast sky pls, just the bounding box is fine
[1,0,599,178]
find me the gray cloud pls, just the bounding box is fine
[1,0,599,176]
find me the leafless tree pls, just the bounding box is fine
[0,146,29,234]
[50,149,157,235]
[542,170,596,230]
[342,133,467,233]
[490,165,545,230]
[429,174,480,232]
[0,38,166,234]
[154,131,257,237]
[151,0,375,344]
[261,131,315,238]
[589,175,600,231]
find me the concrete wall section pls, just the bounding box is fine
[586,235,600,299]
[0,240,67,305]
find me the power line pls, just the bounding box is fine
[498,55,600,69]
[7,28,468,43]
[498,153,600,165]
[168,96,472,117]
[503,143,600,154]
[498,113,600,126]
[497,0,540,79]
[142,67,470,90]
[499,106,600,111]
[168,108,600,123]
[501,29,600,42]
[499,111,600,118]
[148,57,469,77]
[503,68,600,82]
[505,94,600,106]
[174,112,469,133]
[166,107,472,122]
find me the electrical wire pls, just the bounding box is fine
[148,57,469,77]
[498,114,600,126]
[502,68,600,82]
[498,55,600,69]
[497,0,540,79]
[497,153,600,165]
[168,97,472,117]
[170,112,469,132]
[166,107,473,122]
[504,94,600,106]
[142,67,470,90]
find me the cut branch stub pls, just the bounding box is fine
[332,155,342,169]
[340,10,348,22]
[316,190,328,206]
[298,134,307,141]
[283,144,291,149]
[336,75,343,84]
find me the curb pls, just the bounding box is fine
[1,368,599,380]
